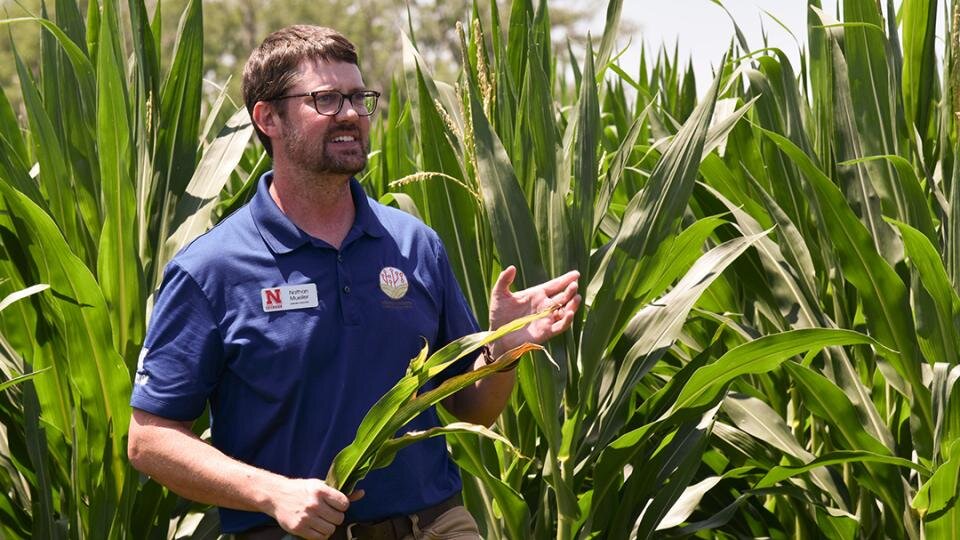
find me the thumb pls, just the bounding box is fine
[492,266,517,296]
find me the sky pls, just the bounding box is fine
[575,0,920,88]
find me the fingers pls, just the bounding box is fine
[536,269,580,297]
[549,293,581,333]
[348,489,365,502]
[492,266,517,296]
[546,275,580,311]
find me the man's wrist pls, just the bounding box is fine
[481,345,518,372]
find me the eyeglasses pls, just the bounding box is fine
[266,90,380,116]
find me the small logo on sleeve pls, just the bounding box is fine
[134,348,150,386]
[261,284,320,312]
[379,267,409,299]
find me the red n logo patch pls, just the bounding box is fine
[265,288,282,306]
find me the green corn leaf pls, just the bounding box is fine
[154,108,254,289]
[784,361,909,525]
[890,219,959,369]
[14,47,81,252]
[901,0,938,152]
[0,284,50,313]
[595,231,766,446]
[156,0,203,199]
[333,342,542,492]
[0,368,51,394]
[409,65,488,318]
[0,179,131,495]
[672,328,883,413]
[763,128,934,446]
[470,83,546,288]
[723,393,846,506]
[912,441,960,517]
[755,450,928,489]
[580,65,722,412]
[95,0,142,360]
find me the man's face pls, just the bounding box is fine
[275,60,371,176]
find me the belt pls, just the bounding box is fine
[333,493,461,540]
[235,492,462,540]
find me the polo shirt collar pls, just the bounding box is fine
[251,171,386,254]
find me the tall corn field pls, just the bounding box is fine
[1,0,959,538]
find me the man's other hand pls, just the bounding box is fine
[488,266,581,355]
[268,479,363,539]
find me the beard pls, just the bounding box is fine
[283,123,369,176]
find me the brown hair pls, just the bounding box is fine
[242,25,359,155]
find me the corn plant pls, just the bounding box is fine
[2,0,960,538]
[365,0,960,538]
[0,0,256,537]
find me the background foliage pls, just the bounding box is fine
[2,0,960,538]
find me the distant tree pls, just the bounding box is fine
[1,0,595,119]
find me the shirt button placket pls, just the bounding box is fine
[337,250,358,326]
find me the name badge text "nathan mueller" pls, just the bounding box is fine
[261,284,319,312]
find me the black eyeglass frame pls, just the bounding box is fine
[265,90,381,117]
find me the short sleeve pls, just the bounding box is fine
[434,241,481,378]
[130,262,225,421]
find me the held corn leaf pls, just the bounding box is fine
[333,343,541,492]
[367,422,519,475]
[763,129,934,445]
[672,328,883,413]
[438,407,531,539]
[95,0,143,359]
[327,311,549,490]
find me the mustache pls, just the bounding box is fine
[324,128,362,141]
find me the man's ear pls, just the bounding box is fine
[252,101,282,138]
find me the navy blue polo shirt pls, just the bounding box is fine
[130,172,479,532]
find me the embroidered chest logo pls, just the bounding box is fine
[379,267,409,300]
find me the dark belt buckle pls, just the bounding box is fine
[344,517,408,540]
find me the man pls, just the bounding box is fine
[128,25,580,540]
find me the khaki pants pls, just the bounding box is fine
[234,505,481,540]
[397,505,480,540]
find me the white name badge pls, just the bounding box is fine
[261,284,319,312]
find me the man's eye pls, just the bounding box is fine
[314,93,340,107]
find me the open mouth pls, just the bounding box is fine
[330,135,357,143]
